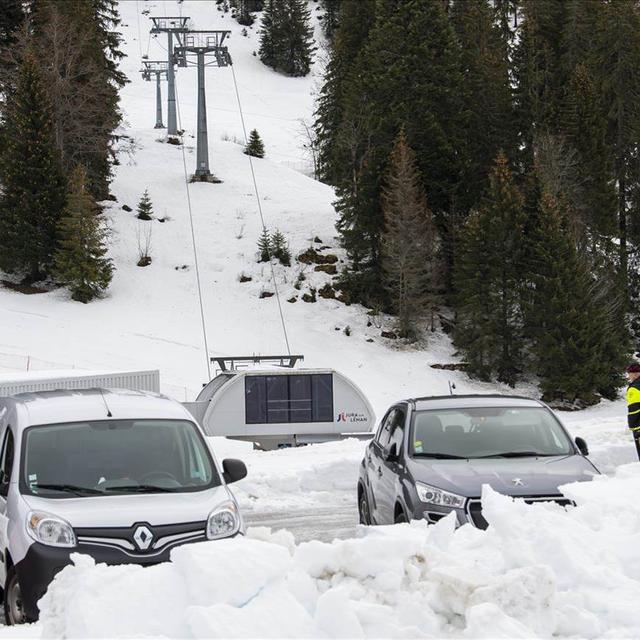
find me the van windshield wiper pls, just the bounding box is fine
[413,452,467,459]
[32,483,103,496]
[473,451,558,458]
[101,484,176,493]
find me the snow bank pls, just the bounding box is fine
[36,464,640,638]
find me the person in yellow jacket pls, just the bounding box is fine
[627,363,640,459]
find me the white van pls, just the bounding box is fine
[0,388,247,624]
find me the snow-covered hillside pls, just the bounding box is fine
[1,1,640,638]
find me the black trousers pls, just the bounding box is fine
[634,432,640,461]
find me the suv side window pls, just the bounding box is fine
[376,410,397,448]
[388,408,407,451]
[0,429,14,485]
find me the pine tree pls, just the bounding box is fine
[244,129,265,158]
[454,153,526,386]
[319,0,341,41]
[526,190,628,405]
[314,0,375,184]
[29,0,126,200]
[136,189,153,220]
[381,130,439,340]
[271,230,291,266]
[334,0,466,306]
[257,227,272,262]
[53,165,113,303]
[450,0,516,210]
[593,0,640,290]
[259,0,314,77]
[0,49,67,281]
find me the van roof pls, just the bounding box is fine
[1,388,191,428]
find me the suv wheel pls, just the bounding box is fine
[394,508,407,524]
[5,567,28,625]
[358,490,371,525]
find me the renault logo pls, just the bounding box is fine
[133,525,153,550]
[512,478,524,487]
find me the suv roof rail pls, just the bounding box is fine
[406,393,539,404]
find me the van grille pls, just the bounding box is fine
[75,520,206,557]
[466,496,573,530]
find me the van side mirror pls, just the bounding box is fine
[384,442,399,463]
[575,437,589,456]
[222,458,247,484]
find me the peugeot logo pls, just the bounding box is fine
[512,478,524,487]
[133,525,153,551]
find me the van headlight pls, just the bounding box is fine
[27,511,76,548]
[206,501,241,540]
[415,482,466,509]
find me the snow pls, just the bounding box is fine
[0,0,638,637]
[0,465,634,638]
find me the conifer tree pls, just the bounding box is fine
[334,0,466,306]
[53,165,113,303]
[454,153,526,386]
[526,191,628,405]
[319,0,341,41]
[450,0,516,209]
[257,227,272,262]
[271,230,291,266]
[259,0,314,77]
[593,0,640,288]
[0,50,67,281]
[136,189,153,220]
[314,0,375,184]
[381,130,439,340]
[244,129,265,158]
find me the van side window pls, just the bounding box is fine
[0,429,15,484]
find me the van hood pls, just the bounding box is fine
[20,485,234,528]
[409,455,598,498]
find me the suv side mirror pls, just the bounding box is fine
[0,473,8,498]
[222,458,247,484]
[575,437,589,456]
[384,442,399,463]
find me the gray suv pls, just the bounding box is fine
[357,395,599,528]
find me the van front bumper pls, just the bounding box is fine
[15,519,237,621]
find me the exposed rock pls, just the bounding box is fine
[314,264,337,275]
[287,296,297,303]
[122,204,132,212]
[318,283,336,299]
[259,291,275,298]
[430,363,467,371]
[239,274,252,283]
[381,330,397,339]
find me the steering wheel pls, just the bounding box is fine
[138,471,180,485]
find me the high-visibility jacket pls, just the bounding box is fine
[628,379,640,431]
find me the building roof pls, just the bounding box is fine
[2,388,190,428]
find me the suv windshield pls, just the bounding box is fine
[410,407,572,459]
[21,420,218,498]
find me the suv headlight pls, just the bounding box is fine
[207,501,241,540]
[27,511,76,548]
[416,482,466,508]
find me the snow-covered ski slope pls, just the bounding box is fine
[1,1,640,637]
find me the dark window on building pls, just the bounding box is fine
[245,374,334,424]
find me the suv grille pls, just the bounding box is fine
[466,496,573,530]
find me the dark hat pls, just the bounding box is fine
[627,363,640,373]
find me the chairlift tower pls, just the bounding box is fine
[141,61,169,129]
[174,30,232,182]
[149,16,190,136]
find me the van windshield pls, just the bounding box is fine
[21,420,218,498]
[410,407,572,459]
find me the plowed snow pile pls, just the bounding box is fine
[29,464,640,639]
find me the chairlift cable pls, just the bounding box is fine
[135,0,144,60]
[173,73,213,381]
[230,63,292,356]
